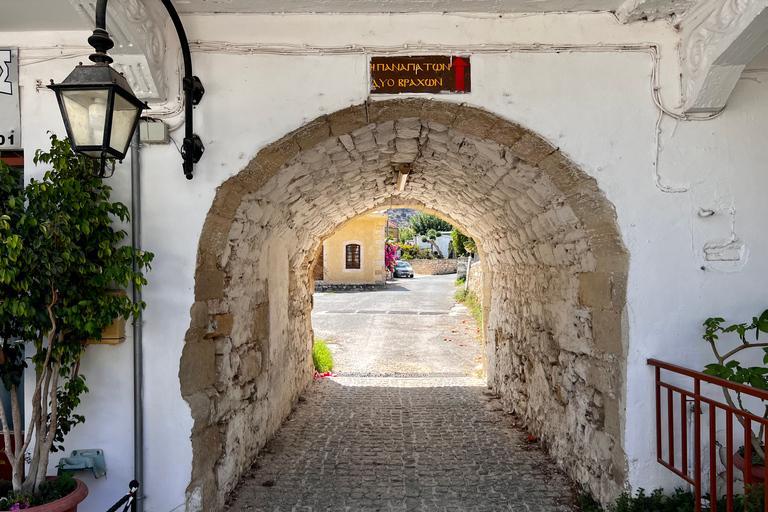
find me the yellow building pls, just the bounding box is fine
[319,212,388,285]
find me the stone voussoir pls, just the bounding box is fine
[452,105,499,139]
[195,268,226,301]
[328,104,369,136]
[487,118,527,148]
[180,340,217,396]
[419,100,461,126]
[294,116,331,150]
[367,98,427,123]
[252,135,302,174]
[511,132,557,165]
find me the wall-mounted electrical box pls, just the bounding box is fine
[139,119,169,144]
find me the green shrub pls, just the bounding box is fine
[455,289,482,328]
[455,276,466,286]
[399,243,433,260]
[312,338,334,373]
[576,486,765,512]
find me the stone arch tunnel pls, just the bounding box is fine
[180,98,629,510]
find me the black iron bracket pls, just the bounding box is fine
[90,0,204,179]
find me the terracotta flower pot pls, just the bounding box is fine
[7,479,88,512]
[734,452,766,484]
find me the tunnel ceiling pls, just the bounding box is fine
[228,117,593,278]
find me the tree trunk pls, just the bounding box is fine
[429,241,444,258]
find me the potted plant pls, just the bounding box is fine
[0,134,153,508]
[702,310,768,482]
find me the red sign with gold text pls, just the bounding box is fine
[370,56,471,94]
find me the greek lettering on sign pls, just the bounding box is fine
[369,55,471,95]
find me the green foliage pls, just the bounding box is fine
[455,289,482,329]
[34,473,76,506]
[398,227,414,242]
[738,443,766,466]
[577,486,766,512]
[576,491,603,512]
[313,338,334,373]
[451,228,474,258]
[399,244,432,260]
[52,375,87,453]
[0,134,154,492]
[611,488,695,512]
[408,212,451,235]
[702,309,768,455]
[0,473,76,510]
[734,483,766,511]
[455,276,466,286]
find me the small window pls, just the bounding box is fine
[345,244,361,269]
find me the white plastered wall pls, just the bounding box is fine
[3,10,768,510]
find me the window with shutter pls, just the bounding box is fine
[345,244,361,269]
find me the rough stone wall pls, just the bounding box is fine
[467,261,484,303]
[185,100,629,511]
[311,245,323,281]
[406,258,458,275]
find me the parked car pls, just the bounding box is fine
[393,261,414,278]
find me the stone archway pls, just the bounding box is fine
[180,99,629,512]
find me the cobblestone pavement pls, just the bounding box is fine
[225,376,575,512]
[226,276,575,512]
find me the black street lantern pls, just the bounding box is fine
[49,0,205,179]
[49,62,147,162]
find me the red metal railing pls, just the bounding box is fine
[648,359,768,511]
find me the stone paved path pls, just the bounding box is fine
[225,376,574,512]
[226,276,575,511]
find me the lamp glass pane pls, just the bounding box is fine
[60,89,109,149]
[109,93,141,156]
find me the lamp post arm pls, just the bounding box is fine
[91,0,205,179]
[159,0,204,180]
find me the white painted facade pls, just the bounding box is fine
[2,5,768,511]
[413,231,452,257]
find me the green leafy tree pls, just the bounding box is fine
[420,229,444,258]
[0,134,153,494]
[451,228,474,258]
[398,227,415,244]
[702,309,768,462]
[409,212,451,235]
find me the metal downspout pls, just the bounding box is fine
[130,129,144,512]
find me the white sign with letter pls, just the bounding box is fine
[0,48,20,150]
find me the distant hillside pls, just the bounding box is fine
[386,208,420,227]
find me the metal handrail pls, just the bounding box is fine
[648,358,768,511]
[648,358,768,401]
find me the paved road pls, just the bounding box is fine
[312,274,482,376]
[225,275,575,512]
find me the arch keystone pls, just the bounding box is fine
[419,100,461,126]
[367,98,427,123]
